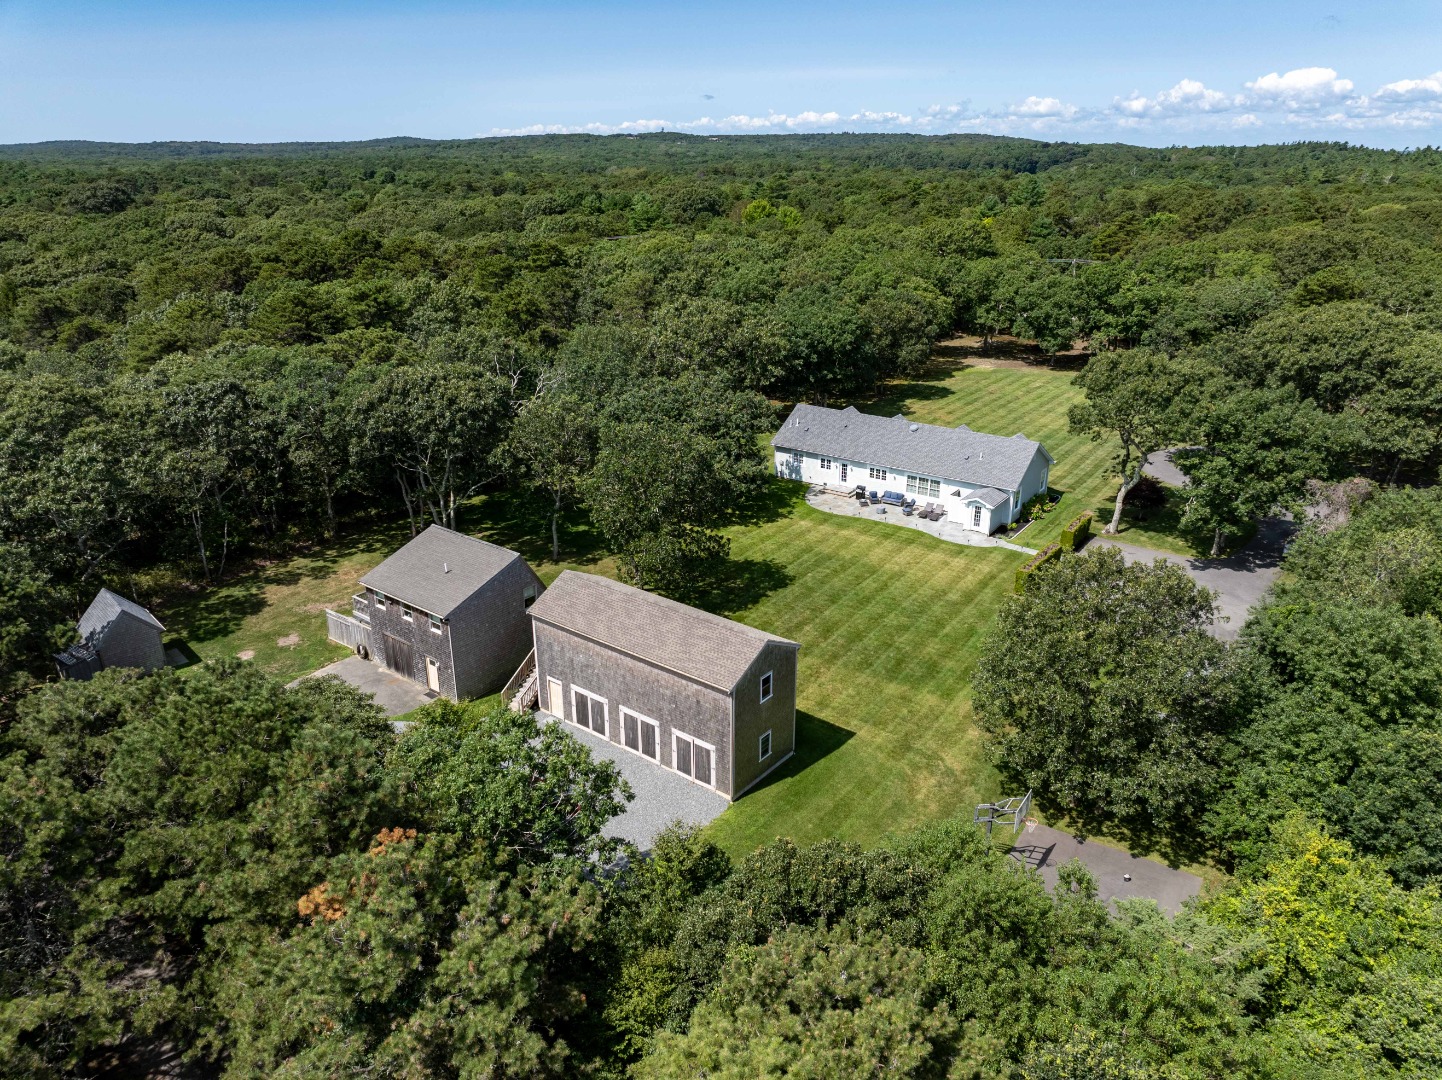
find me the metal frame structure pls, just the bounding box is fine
[973,789,1033,837]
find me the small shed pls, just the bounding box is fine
[56,588,167,680]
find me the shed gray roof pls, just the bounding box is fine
[360,525,523,618]
[960,486,1011,508]
[529,570,798,693]
[78,588,164,641]
[772,404,1052,492]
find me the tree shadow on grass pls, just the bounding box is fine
[668,556,792,617]
[725,477,808,529]
[459,488,608,569]
[735,711,855,802]
[1028,788,1220,872]
[160,515,411,648]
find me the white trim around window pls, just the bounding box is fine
[620,707,661,762]
[819,456,832,470]
[673,730,716,789]
[760,670,774,703]
[401,603,414,622]
[758,729,772,761]
[570,685,609,739]
[868,466,887,480]
[429,613,443,634]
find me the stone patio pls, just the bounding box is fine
[806,488,1035,553]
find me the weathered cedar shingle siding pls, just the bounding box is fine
[534,621,735,795]
[529,571,800,802]
[731,641,798,797]
[62,589,167,677]
[358,526,543,700]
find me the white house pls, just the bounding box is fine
[771,404,1054,533]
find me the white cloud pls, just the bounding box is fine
[488,64,1442,141]
[1007,95,1080,119]
[1115,78,1236,117]
[1374,71,1442,101]
[1245,66,1354,107]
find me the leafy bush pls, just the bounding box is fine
[1014,542,1060,593]
[1061,511,1093,552]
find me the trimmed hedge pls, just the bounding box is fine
[1014,542,1060,594]
[1061,511,1094,553]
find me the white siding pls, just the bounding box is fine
[775,445,1050,535]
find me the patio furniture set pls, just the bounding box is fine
[852,485,946,521]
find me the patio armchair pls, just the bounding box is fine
[868,490,879,502]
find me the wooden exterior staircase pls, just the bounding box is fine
[503,649,538,712]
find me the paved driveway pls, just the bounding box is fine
[540,711,728,851]
[1091,517,1294,639]
[1009,824,1201,915]
[299,656,434,717]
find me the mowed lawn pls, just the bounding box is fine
[706,487,1024,855]
[874,361,1211,558]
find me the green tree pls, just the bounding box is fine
[1069,349,1185,535]
[349,363,511,533]
[636,924,994,1080]
[1173,385,1331,556]
[974,548,1238,833]
[507,391,597,560]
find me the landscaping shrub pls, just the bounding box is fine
[1014,542,1060,593]
[1060,511,1093,553]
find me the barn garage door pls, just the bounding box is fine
[382,633,415,680]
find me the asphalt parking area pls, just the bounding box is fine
[540,711,729,851]
[1009,823,1202,915]
[300,655,434,717]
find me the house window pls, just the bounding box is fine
[570,686,608,738]
[819,457,832,470]
[869,466,887,480]
[372,590,387,609]
[905,475,941,499]
[760,671,773,703]
[523,584,538,608]
[401,603,414,622]
[973,506,983,527]
[621,708,660,761]
[673,731,715,788]
[790,450,803,464]
[759,729,772,761]
[429,613,442,634]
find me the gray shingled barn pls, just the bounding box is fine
[528,570,799,801]
[353,525,543,700]
[55,588,167,680]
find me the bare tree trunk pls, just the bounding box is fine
[192,507,211,583]
[1105,447,1143,535]
[325,489,336,539]
[1210,526,1226,558]
[551,488,563,561]
[217,518,230,581]
[396,470,418,537]
[1388,455,1403,486]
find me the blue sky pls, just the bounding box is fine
[2,0,1441,147]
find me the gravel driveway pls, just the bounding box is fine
[540,711,729,851]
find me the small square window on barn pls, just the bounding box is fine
[429,613,442,634]
[759,729,772,761]
[760,671,773,703]
[401,604,413,622]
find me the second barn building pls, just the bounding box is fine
[528,570,798,801]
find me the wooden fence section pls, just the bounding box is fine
[325,610,372,655]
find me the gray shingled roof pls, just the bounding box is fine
[529,570,798,692]
[78,588,164,641]
[772,404,1051,492]
[361,525,522,618]
[960,486,1011,508]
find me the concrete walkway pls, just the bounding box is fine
[806,489,1036,553]
[539,711,729,851]
[1008,823,1201,915]
[298,655,435,717]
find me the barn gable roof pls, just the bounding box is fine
[361,525,525,618]
[528,571,798,692]
[78,588,164,642]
